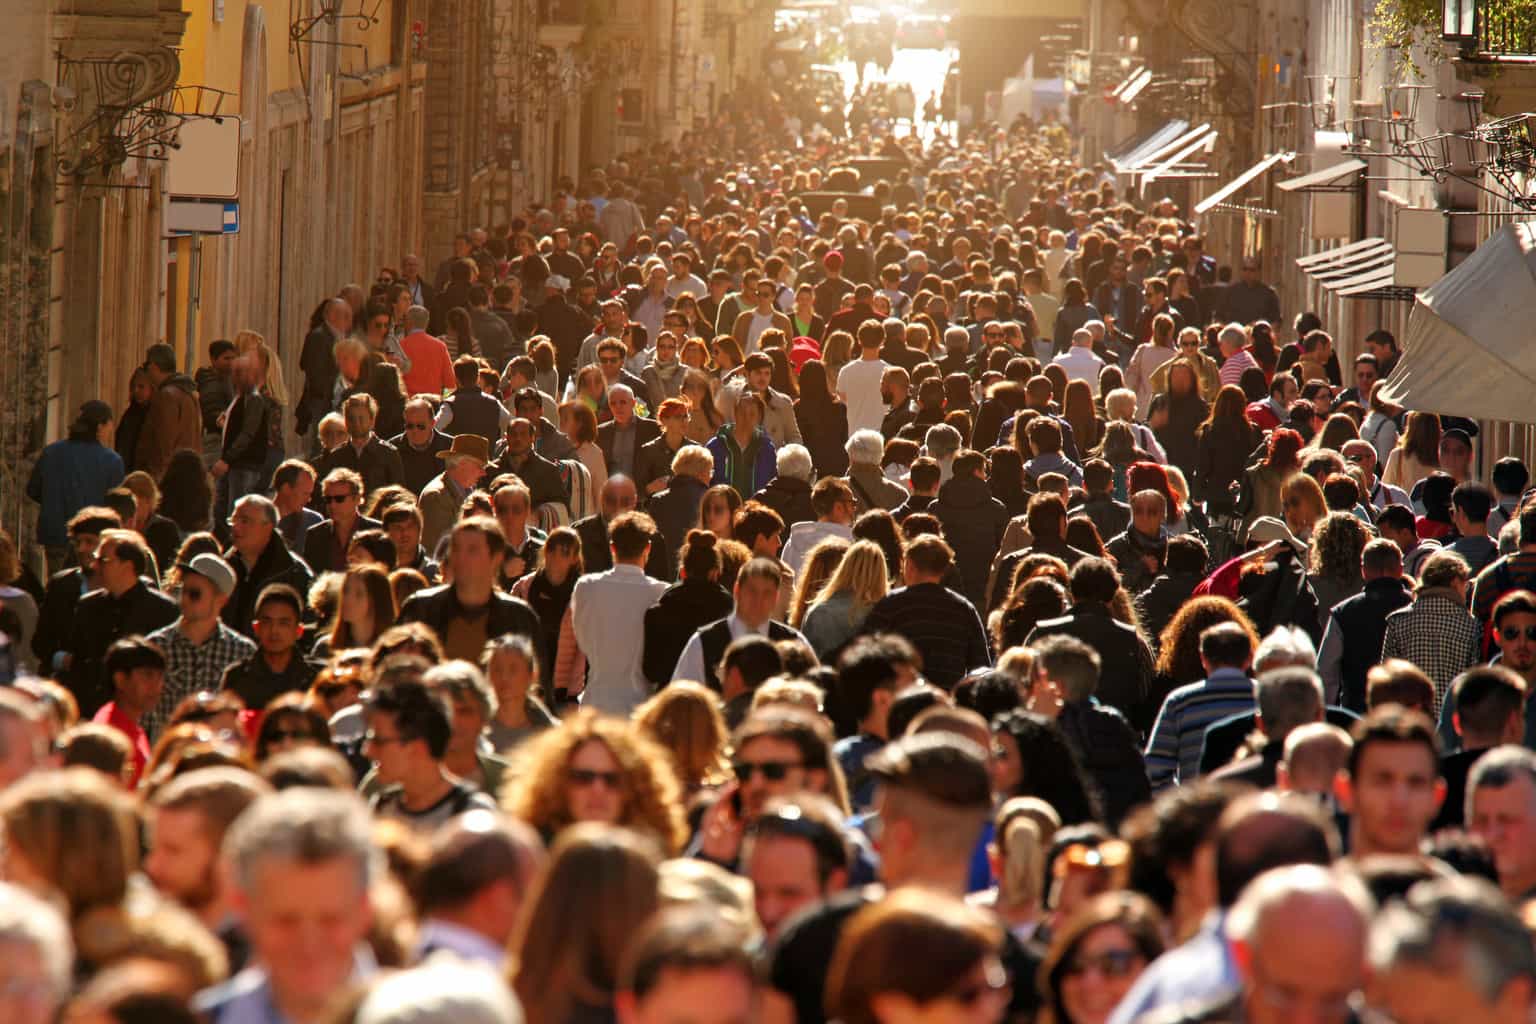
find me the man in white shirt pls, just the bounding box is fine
[1051,328,1106,394]
[571,512,670,715]
[781,477,856,576]
[666,253,707,301]
[672,558,805,687]
[836,319,889,435]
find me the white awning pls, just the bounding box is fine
[1276,158,1367,192]
[1112,68,1153,104]
[1140,125,1218,183]
[1194,151,1296,214]
[1295,238,1401,298]
[1107,120,1190,173]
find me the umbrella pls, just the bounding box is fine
[1380,220,1536,423]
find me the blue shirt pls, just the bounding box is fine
[27,438,124,546]
[1144,668,1256,790]
[1106,911,1237,1024]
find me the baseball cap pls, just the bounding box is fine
[183,553,237,597]
[823,251,844,270]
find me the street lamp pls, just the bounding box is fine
[1442,0,1476,45]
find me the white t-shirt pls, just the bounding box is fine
[745,311,776,353]
[838,357,890,434]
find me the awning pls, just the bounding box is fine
[1380,220,1536,423]
[1140,125,1218,184]
[1194,151,1296,214]
[1295,237,1403,298]
[1276,158,1367,192]
[1107,120,1189,173]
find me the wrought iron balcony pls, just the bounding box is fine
[1443,0,1536,60]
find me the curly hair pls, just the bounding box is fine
[502,710,687,854]
[1309,510,1369,585]
[1154,596,1259,686]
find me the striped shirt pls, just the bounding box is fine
[1218,349,1259,389]
[1144,668,1256,789]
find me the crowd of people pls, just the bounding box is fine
[7,101,1536,1024]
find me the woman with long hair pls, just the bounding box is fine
[697,485,742,541]
[1307,511,1369,632]
[1381,410,1441,491]
[1239,427,1304,538]
[510,527,582,686]
[312,563,396,659]
[800,540,890,661]
[787,538,851,630]
[559,399,607,490]
[1194,385,1260,516]
[793,360,850,476]
[508,824,662,1024]
[993,576,1070,651]
[1062,379,1103,452]
[990,710,1102,825]
[710,337,745,382]
[821,329,853,382]
[1154,596,1259,692]
[444,306,478,359]
[1039,893,1167,1024]
[1281,472,1327,544]
[632,681,732,797]
[1152,360,1208,478]
[1053,278,1101,353]
[987,447,1031,517]
[681,368,723,445]
[503,710,687,853]
[1311,412,1360,453]
[366,361,408,440]
[1092,421,1149,501]
[852,509,905,583]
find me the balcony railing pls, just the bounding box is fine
[1458,0,1536,59]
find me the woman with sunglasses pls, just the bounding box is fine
[253,692,332,763]
[1038,892,1165,1024]
[360,299,412,377]
[503,709,687,854]
[826,890,1012,1024]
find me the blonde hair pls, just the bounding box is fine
[120,471,161,514]
[788,538,851,628]
[752,677,825,714]
[632,683,732,794]
[812,539,890,621]
[997,816,1046,913]
[1104,387,1137,422]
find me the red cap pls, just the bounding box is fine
[789,336,822,371]
[824,251,844,270]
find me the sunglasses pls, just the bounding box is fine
[405,421,432,430]
[324,493,355,505]
[568,767,623,789]
[1501,626,1536,642]
[733,759,802,783]
[1054,839,1131,878]
[1063,950,1142,980]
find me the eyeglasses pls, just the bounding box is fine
[1501,625,1536,642]
[1063,949,1142,979]
[733,759,803,783]
[324,493,355,505]
[567,767,623,789]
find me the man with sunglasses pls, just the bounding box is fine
[388,397,454,496]
[303,469,381,574]
[221,584,320,710]
[67,529,177,718]
[1435,590,1536,754]
[145,553,255,739]
[490,417,569,517]
[364,676,497,832]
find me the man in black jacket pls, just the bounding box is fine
[313,394,405,499]
[573,475,672,580]
[388,397,454,496]
[538,276,595,387]
[1318,539,1413,712]
[68,529,178,716]
[221,583,321,709]
[596,385,661,480]
[1136,536,1210,652]
[399,517,544,666]
[1027,558,1155,733]
[435,356,511,446]
[859,536,991,688]
[1030,633,1151,828]
[1077,459,1130,541]
[297,298,350,436]
[33,507,121,674]
[489,418,568,516]
[223,495,315,639]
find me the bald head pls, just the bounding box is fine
[600,475,639,520]
[1216,791,1340,907]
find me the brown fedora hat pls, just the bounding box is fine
[437,434,491,463]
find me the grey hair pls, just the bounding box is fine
[944,325,970,349]
[1032,634,1101,702]
[424,659,499,721]
[609,383,635,403]
[1218,322,1248,350]
[776,444,814,482]
[235,493,279,526]
[1228,864,1373,953]
[406,305,431,330]
[1072,328,1094,347]
[0,690,42,766]
[224,788,381,896]
[1104,388,1137,421]
[0,881,72,1004]
[1255,667,1324,741]
[1253,626,1317,674]
[1082,320,1106,338]
[1467,745,1536,822]
[845,429,886,466]
[1420,549,1471,590]
[356,958,524,1024]
[1369,876,1536,1005]
[922,423,962,458]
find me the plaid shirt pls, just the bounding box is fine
[144,620,256,740]
[1380,588,1481,716]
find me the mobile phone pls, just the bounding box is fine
[729,789,744,817]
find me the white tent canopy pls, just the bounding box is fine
[1380,220,1536,423]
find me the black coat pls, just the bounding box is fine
[490,449,569,512]
[793,399,850,477]
[538,297,595,382]
[222,536,315,638]
[597,417,663,478]
[642,579,734,686]
[635,436,683,498]
[69,581,179,716]
[648,476,710,560]
[753,476,815,527]
[297,325,338,433]
[1194,421,1259,512]
[399,584,546,675]
[932,476,1009,610]
[1326,576,1414,712]
[1135,571,1205,652]
[1057,699,1151,828]
[573,514,673,580]
[34,568,88,671]
[1028,604,1156,734]
[1078,496,1131,543]
[314,437,405,501]
[1154,395,1209,478]
[387,429,454,496]
[302,516,383,575]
